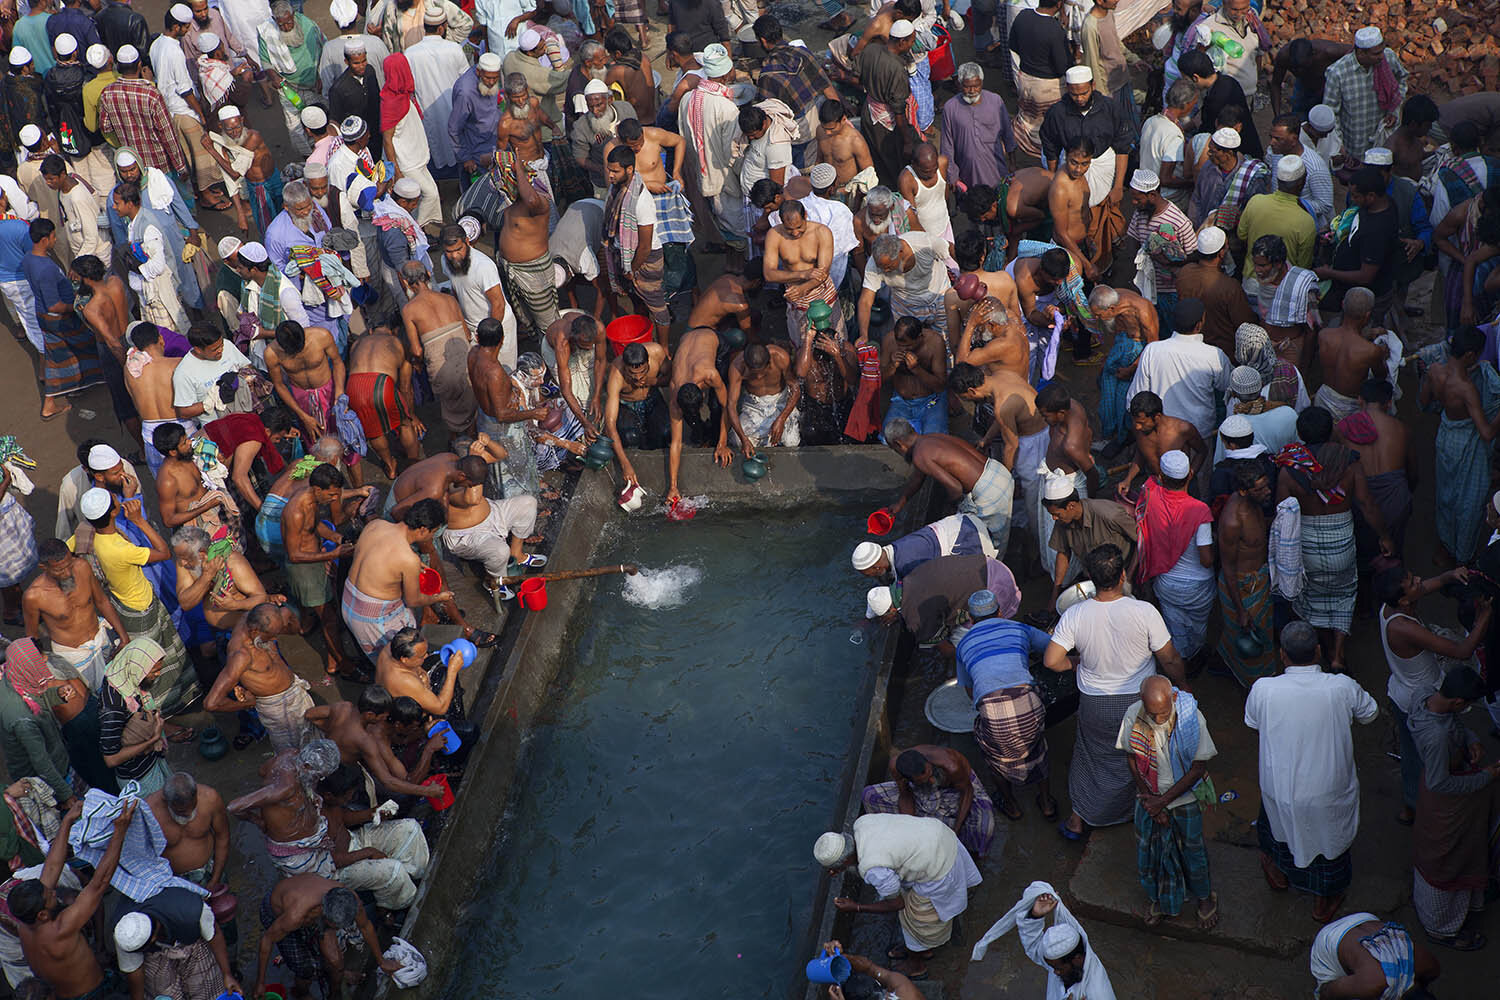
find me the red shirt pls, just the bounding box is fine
[202,413,284,475]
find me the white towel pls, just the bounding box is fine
[1269,495,1304,599]
[383,936,428,988]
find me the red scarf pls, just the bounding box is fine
[1134,478,1212,583]
[380,53,422,133]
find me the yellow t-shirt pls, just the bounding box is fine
[76,530,154,612]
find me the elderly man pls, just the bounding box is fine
[851,513,996,583]
[1139,81,1200,215]
[398,260,476,436]
[570,79,636,198]
[1246,622,1379,922]
[1323,26,1407,163]
[1115,675,1218,928]
[405,10,467,174]
[858,231,953,345]
[257,2,323,158]
[22,538,129,686]
[200,106,281,236]
[256,876,402,1000]
[885,422,1015,552]
[1196,129,1272,261]
[1044,543,1187,839]
[1127,297,1231,444]
[815,814,982,977]
[679,45,743,249]
[450,52,504,183]
[503,24,571,126]
[1248,234,1321,364]
[204,603,314,750]
[971,884,1117,999]
[1314,288,1389,422]
[1039,66,1132,230]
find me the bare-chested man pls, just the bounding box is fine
[881,317,949,437]
[266,320,346,446]
[686,272,762,339]
[147,771,231,888]
[796,313,858,445]
[173,523,279,655]
[1030,382,1099,571]
[1218,463,1273,685]
[121,322,184,477]
[1117,391,1207,500]
[1314,286,1390,422]
[666,327,731,503]
[153,421,242,554]
[445,467,542,589]
[852,187,923,272]
[23,538,129,685]
[304,693,444,799]
[71,255,144,455]
[498,76,559,161]
[257,874,402,1000]
[605,32,656,119]
[1048,141,1105,281]
[727,343,801,456]
[1009,250,1076,381]
[813,100,876,208]
[959,170,1055,257]
[606,117,686,194]
[375,629,464,719]
[603,340,672,488]
[347,327,422,480]
[546,311,608,439]
[386,450,492,522]
[283,464,358,679]
[949,362,1041,469]
[764,200,839,340]
[885,424,1015,547]
[1419,326,1500,565]
[469,317,550,498]
[1088,284,1159,347]
[399,260,477,437]
[228,740,342,878]
[497,157,559,340]
[955,296,1030,382]
[204,602,315,750]
[1335,379,1414,559]
[946,234,1020,351]
[199,107,274,235]
[9,802,133,1000]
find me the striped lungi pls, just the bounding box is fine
[1291,510,1357,633]
[1012,70,1062,159]
[502,251,562,339]
[113,596,197,717]
[254,677,314,753]
[1152,568,1216,660]
[41,323,103,400]
[974,684,1049,785]
[861,771,998,858]
[1068,690,1140,827]
[0,493,37,588]
[341,578,416,659]
[958,458,1014,555]
[890,288,949,344]
[1217,565,1276,687]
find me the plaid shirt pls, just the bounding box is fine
[98,78,188,175]
[1127,201,1197,293]
[1322,50,1407,160]
[1208,157,1269,234]
[757,43,833,115]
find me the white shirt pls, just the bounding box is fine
[863,232,952,301]
[150,34,198,120]
[1050,595,1173,696]
[1161,521,1214,583]
[1299,125,1343,167]
[1113,698,1218,808]
[172,341,252,408]
[60,181,109,261]
[1127,333,1232,438]
[1017,908,1117,1000]
[634,187,663,251]
[1244,665,1378,867]
[739,133,793,194]
[1139,114,1188,211]
[442,247,517,368]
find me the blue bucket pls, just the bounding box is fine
[427,720,462,755]
[805,947,851,985]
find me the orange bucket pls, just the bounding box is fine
[605,315,653,356]
[423,773,455,810]
[517,577,548,611]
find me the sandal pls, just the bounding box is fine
[1259,853,1289,891]
[1036,794,1059,821]
[466,629,499,647]
[1196,891,1219,930]
[1429,927,1486,951]
[167,724,198,744]
[1311,892,1345,924]
[516,553,548,570]
[1144,900,1164,927]
[1057,819,1087,842]
[998,797,1022,821]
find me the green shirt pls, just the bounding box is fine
[0,683,73,803]
[1238,190,1317,270]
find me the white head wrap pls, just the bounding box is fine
[865,586,893,619]
[851,542,882,571]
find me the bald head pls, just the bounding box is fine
[913,144,937,169]
[1140,675,1174,722]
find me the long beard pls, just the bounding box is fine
[290,212,314,233]
[866,213,893,234]
[961,92,981,105]
[512,104,532,119]
[478,81,499,97]
[57,575,77,593]
[586,66,607,81]
[279,24,305,47]
[449,251,471,275]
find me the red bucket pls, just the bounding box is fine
[418,566,443,596]
[423,773,455,810]
[867,509,894,535]
[928,25,956,81]
[605,315,653,356]
[517,577,548,610]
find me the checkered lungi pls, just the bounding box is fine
[0,492,37,587]
[260,891,324,983]
[973,684,1049,786]
[1291,510,1357,634]
[141,938,224,1000]
[1136,798,1213,917]
[861,770,997,858]
[1258,803,1353,897]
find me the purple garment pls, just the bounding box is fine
[939,91,1015,190]
[1481,319,1500,367]
[156,326,190,357]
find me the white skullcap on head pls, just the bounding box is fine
[813,832,853,867]
[477,51,502,72]
[1354,26,1382,48]
[114,149,138,167]
[86,43,110,68]
[1191,23,1213,45]
[1211,127,1241,150]
[17,124,41,148]
[339,115,367,138]
[116,44,139,63]
[1308,104,1335,130]
[1493,490,1500,517]
[169,3,192,22]
[851,542,882,571]
[1040,924,1081,960]
[217,235,242,258]
[1160,450,1190,479]
[583,78,610,96]
[1229,364,1263,396]
[79,488,112,521]
[303,160,328,179]
[1197,225,1227,254]
[809,163,837,188]
[217,104,241,121]
[1063,65,1093,85]
[1363,146,1393,166]
[1219,414,1253,438]
[300,105,328,129]
[54,33,77,56]
[344,37,367,54]
[196,31,220,53]
[393,177,422,199]
[888,19,914,38]
[865,586,893,619]
[8,46,32,66]
[518,28,541,49]
[238,241,268,263]
[422,3,447,24]
[1129,168,1159,193]
[87,444,122,471]
[1275,156,1305,181]
[1043,475,1077,501]
[329,0,359,25]
[113,912,152,953]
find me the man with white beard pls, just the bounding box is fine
[319,0,388,93]
[266,181,359,348]
[449,52,505,185]
[266,179,332,271]
[403,7,468,174]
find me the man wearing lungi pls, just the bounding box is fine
[229,741,342,879]
[257,875,403,999]
[24,219,103,421]
[399,261,479,437]
[204,604,314,753]
[110,886,241,1000]
[1133,451,1215,665]
[22,538,128,687]
[1314,287,1390,423]
[1038,65,1132,255]
[884,420,1014,553]
[342,502,460,660]
[1008,0,1069,159]
[1217,462,1276,688]
[1421,326,1500,564]
[603,147,673,346]
[1311,913,1438,999]
[1337,380,1413,561]
[861,743,997,859]
[726,343,802,453]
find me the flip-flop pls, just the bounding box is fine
[1143,901,1164,927]
[467,629,499,647]
[167,726,198,744]
[998,797,1022,821]
[1057,820,1087,841]
[1260,854,1289,891]
[39,404,71,421]
[1429,928,1486,951]
[1036,794,1059,821]
[516,554,548,569]
[1196,891,1219,930]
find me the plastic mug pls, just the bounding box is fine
[805,946,852,985]
[427,720,462,755]
[439,638,477,669]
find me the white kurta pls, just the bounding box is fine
[474,0,535,57]
[404,36,468,171]
[126,214,187,331]
[217,0,273,68]
[1244,665,1379,867]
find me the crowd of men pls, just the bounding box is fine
[0,0,1498,996]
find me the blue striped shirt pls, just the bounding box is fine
[955,619,1052,704]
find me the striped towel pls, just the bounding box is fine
[1268,495,1304,599]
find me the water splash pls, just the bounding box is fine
[622,565,704,609]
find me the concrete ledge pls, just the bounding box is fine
[1067,827,1409,958]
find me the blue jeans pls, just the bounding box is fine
[884,391,949,438]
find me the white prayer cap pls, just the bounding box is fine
[8,46,32,67]
[1040,924,1081,960]
[217,104,241,121]
[114,149,138,167]
[698,43,732,77]
[1308,104,1336,131]
[1191,23,1213,46]
[329,0,359,26]
[238,241,269,263]
[813,831,853,867]
[865,585,893,619]
[86,43,110,68]
[303,160,328,179]
[54,33,77,56]
[344,37,367,54]
[888,19,914,39]
[1354,26,1383,48]
[393,177,422,199]
[1363,146,1394,166]
[116,44,140,64]
[1211,127,1241,150]
[300,105,328,129]
[1229,364,1263,396]
[217,235,242,258]
[810,163,837,189]
[851,542,882,571]
[339,115,368,139]
[79,488,113,521]
[1160,450,1190,479]
[518,28,541,49]
[422,3,447,25]
[1275,155,1305,181]
[459,216,481,243]
[1197,225,1227,254]
[1219,414,1253,438]
[196,31,220,53]
[87,444,123,471]
[1151,22,1173,51]
[477,51,502,72]
[1043,475,1077,501]
[169,3,192,22]
[583,79,610,96]
[17,124,41,148]
[1129,168,1159,193]
[113,913,152,953]
[1063,65,1093,85]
